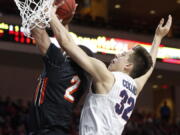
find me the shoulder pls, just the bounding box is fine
[93,72,114,94]
[90,57,113,81]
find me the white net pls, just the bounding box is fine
[14,0,54,37]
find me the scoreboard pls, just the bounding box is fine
[0,22,35,45]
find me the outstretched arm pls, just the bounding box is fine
[31,28,51,55]
[49,6,114,93]
[135,15,172,94]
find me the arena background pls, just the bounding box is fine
[0,0,180,134]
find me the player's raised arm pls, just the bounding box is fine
[31,28,51,55]
[135,15,172,94]
[49,6,114,90]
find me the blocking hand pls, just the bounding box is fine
[155,15,172,38]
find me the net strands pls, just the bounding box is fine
[14,0,54,37]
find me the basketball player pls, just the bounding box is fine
[26,24,93,135]
[50,5,172,135]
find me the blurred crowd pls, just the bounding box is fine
[0,97,180,135]
[0,97,29,135]
[122,110,180,135]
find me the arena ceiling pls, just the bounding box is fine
[108,0,180,32]
[109,0,180,22]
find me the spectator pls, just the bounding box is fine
[160,101,171,123]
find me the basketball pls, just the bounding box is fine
[55,0,77,25]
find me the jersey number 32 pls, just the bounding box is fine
[115,90,135,121]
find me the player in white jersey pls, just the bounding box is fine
[80,72,137,135]
[49,6,172,135]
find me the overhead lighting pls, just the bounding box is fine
[152,84,158,89]
[114,4,121,9]
[177,0,180,4]
[157,74,163,79]
[150,10,156,15]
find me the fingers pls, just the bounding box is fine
[75,3,78,8]
[71,3,78,15]
[165,14,172,28]
[52,0,65,14]
[55,0,65,8]
[158,18,164,27]
[158,15,172,29]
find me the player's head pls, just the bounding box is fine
[108,45,153,78]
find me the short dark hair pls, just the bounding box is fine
[78,45,94,57]
[129,45,153,78]
[68,45,94,65]
[69,45,94,68]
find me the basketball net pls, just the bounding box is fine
[14,0,54,37]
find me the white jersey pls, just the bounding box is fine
[79,72,137,135]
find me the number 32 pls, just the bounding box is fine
[115,90,135,121]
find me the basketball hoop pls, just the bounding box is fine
[14,0,54,37]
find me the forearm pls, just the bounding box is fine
[150,15,172,65]
[31,28,51,55]
[49,14,92,73]
[150,35,162,65]
[49,15,90,70]
[49,14,112,82]
[50,15,74,49]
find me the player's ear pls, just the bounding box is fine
[124,63,133,72]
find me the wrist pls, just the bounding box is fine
[154,34,163,40]
[51,14,56,20]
